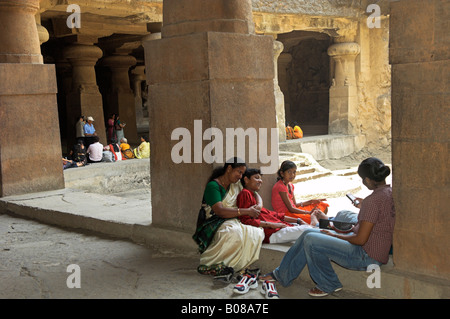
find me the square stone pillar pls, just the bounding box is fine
[390,0,449,280]
[0,0,64,196]
[144,0,279,231]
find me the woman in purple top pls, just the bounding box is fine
[260,157,395,297]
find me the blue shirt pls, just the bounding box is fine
[84,123,96,135]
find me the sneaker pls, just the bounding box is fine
[233,274,258,294]
[260,280,280,299]
[308,286,342,297]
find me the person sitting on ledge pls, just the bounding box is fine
[193,158,264,280]
[260,157,395,298]
[237,168,312,244]
[133,135,150,159]
[119,138,134,159]
[86,136,103,164]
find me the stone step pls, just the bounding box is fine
[293,174,362,200]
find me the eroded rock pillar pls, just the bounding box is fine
[63,43,107,145]
[0,0,64,196]
[102,54,138,144]
[144,0,279,230]
[328,42,360,135]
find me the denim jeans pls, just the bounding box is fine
[273,228,381,293]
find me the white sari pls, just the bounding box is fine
[199,181,264,272]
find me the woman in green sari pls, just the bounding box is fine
[193,158,264,276]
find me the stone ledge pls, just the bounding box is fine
[1,196,448,299]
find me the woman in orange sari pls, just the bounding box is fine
[271,160,329,225]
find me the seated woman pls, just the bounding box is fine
[237,168,311,244]
[70,141,87,166]
[134,135,150,159]
[119,138,134,159]
[261,157,395,297]
[272,160,329,226]
[193,158,264,277]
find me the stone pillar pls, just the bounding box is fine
[63,43,107,146]
[278,52,292,122]
[327,42,360,135]
[390,0,449,281]
[273,40,286,142]
[102,54,138,144]
[131,65,147,132]
[0,0,64,196]
[144,0,279,230]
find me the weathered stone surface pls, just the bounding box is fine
[390,0,450,281]
[0,63,64,196]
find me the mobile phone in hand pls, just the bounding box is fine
[346,193,360,206]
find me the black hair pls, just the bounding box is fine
[357,157,391,182]
[207,157,246,184]
[241,168,262,187]
[277,160,297,181]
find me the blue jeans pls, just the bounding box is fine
[272,228,381,293]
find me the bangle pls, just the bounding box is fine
[237,208,241,216]
[300,202,303,207]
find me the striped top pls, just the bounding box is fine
[354,185,395,264]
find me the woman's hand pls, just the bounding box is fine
[245,206,261,218]
[354,197,363,209]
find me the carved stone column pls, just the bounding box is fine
[327,42,360,135]
[0,0,64,196]
[0,0,42,63]
[102,54,138,144]
[63,43,107,145]
[273,40,286,142]
[278,52,292,122]
[131,65,147,132]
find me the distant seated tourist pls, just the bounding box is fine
[70,141,87,166]
[108,142,122,161]
[134,135,150,159]
[86,136,103,163]
[102,145,115,162]
[120,138,134,159]
[62,158,84,170]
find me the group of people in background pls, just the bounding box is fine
[63,114,150,170]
